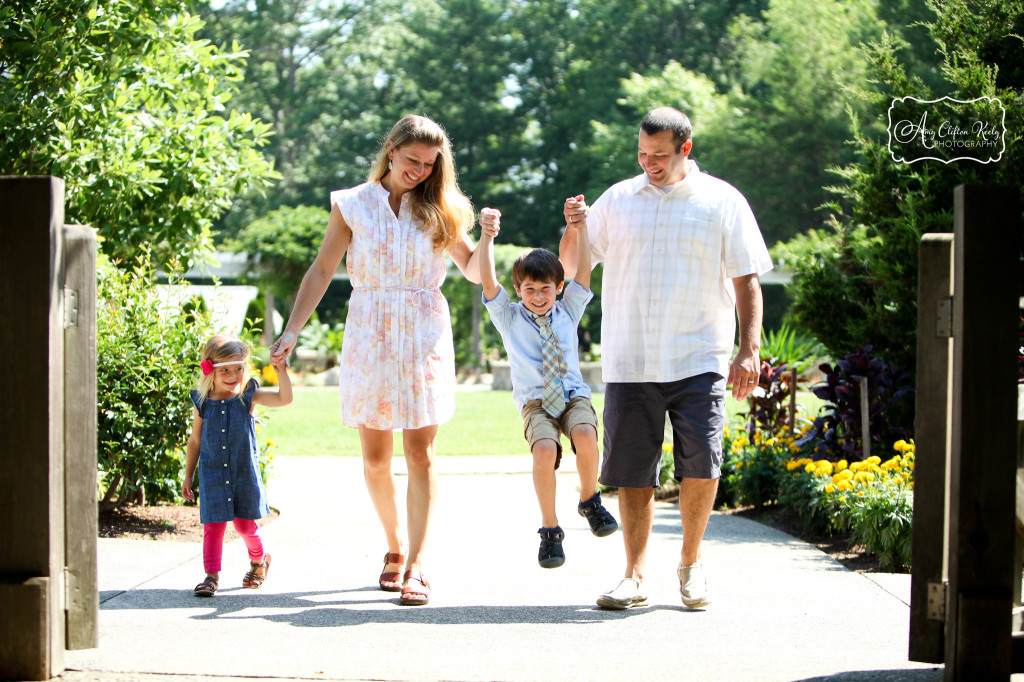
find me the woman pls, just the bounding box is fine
[269,114,500,605]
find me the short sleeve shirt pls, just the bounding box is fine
[588,161,773,383]
[483,280,593,412]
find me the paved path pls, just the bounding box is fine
[63,456,945,682]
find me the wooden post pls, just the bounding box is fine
[909,233,954,663]
[63,225,98,650]
[945,184,1019,680]
[0,176,67,680]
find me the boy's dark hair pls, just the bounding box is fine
[512,248,564,288]
[641,107,692,152]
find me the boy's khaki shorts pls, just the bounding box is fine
[521,395,598,470]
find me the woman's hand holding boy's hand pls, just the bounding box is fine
[480,208,501,240]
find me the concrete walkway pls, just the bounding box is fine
[63,455,945,682]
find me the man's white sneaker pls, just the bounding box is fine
[596,578,649,610]
[677,563,711,608]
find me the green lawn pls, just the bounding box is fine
[261,386,825,457]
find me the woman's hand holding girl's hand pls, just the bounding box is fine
[480,208,501,240]
[270,354,289,372]
[269,331,296,364]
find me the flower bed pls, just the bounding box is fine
[718,420,915,572]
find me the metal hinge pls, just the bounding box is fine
[927,580,947,621]
[64,287,79,328]
[936,297,953,337]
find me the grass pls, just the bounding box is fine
[260,386,826,458]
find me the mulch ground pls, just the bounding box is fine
[99,503,277,543]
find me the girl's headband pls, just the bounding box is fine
[201,359,244,376]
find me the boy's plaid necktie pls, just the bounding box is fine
[532,313,567,417]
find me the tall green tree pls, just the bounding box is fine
[786,0,1023,377]
[197,0,398,236]
[0,0,278,269]
[392,0,522,215]
[505,0,769,248]
[704,0,885,244]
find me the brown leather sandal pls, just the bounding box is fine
[400,568,430,606]
[379,552,405,592]
[193,576,218,597]
[242,553,271,588]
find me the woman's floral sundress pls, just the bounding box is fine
[331,181,456,430]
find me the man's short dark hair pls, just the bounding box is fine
[641,107,692,152]
[512,248,564,288]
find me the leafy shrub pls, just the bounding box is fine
[796,346,913,461]
[297,312,345,370]
[97,254,213,508]
[722,421,813,509]
[760,323,826,375]
[782,440,916,571]
[744,359,804,438]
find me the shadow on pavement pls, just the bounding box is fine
[97,587,696,625]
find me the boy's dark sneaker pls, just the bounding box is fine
[537,526,565,568]
[578,491,619,537]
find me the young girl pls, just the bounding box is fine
[183,334,293,597]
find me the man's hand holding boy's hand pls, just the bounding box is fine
[563,194,588,228]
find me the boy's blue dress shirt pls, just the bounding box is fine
[483,280,593,413]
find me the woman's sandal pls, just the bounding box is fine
[242,553,272,589]
[379,552,405,592]
[193,576,218,597]
[400,568,430,606]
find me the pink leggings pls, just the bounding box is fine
[202,519,265,574]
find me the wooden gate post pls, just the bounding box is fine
[909,233,954,663]
[0,176,67,680]
[63,225,98,650]
[945,184,1019,680]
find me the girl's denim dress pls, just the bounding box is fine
[189,378,269,524]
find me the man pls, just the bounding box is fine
[559,107,771,609]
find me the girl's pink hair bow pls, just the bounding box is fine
[201,360,214,376]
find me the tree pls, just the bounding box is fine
[196,0,395,236]
[786,0,1023,378]
[0,0,278,270]
[231,204,326,314]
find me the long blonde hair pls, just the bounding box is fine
[195,334,252,405]
[366,114,474,253]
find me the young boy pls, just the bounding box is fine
[477,200,618,569]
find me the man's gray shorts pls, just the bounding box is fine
[599,373,726,488]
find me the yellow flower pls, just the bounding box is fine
[825,484,835,494]
[735,461,744,469]
[866,455,881,466]
[262,365,278,384]
[266,439,275,447]
[815,460,833,476]
[837,480,853,492]
[834,459,848,472]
